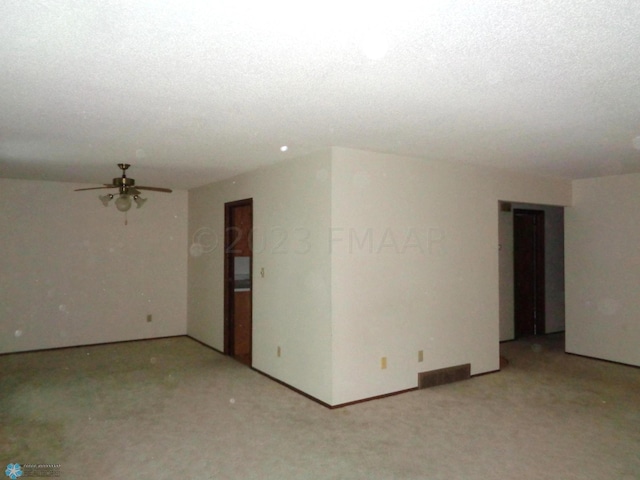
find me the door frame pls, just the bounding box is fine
[223,198,253,359]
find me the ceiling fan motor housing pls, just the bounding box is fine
[113,177,135,187]
[114,163,134,194]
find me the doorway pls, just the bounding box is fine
[224,199,253,366]
[513,209,545,337]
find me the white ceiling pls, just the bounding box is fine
[2,0,640,190]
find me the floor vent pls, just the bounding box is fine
[418,363,471,389]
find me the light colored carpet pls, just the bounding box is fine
[1,334,639,479]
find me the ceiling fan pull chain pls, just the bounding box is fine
[124,211,128,226]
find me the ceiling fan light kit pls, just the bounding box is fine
[114,194,133,212]
[75,163,171,220]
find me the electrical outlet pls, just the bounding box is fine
[381,357,387,369]
[418,350,424,362]
[277,346,281,357]
[147,314,152,323]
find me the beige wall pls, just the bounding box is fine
[330,148,571,405]
[187,150,333,403]
[188,147,571,406]
[0,178,188,354]
[566,174,640,367]
[498,207,515,340]
[1,148,575,406]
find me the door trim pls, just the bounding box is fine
[223,198,253,360]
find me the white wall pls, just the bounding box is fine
[539,205,566,334]
[330,148,571,405]
[498,206,514,340]
[188,151,333,403]
[566,174,640,367]
[1,152,576,406]
[0,178,188,354]
[498,203,565,341]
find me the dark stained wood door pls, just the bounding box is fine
[513,209,545,337]
[224,199,253,366]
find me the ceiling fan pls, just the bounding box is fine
[75,163,172,213]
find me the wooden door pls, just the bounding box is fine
[224,199,253,366]
[513,209,545,337]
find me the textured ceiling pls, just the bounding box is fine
[1,0,640,189]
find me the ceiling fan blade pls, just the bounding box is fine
[74,185,115,191]
[136,186,173,193]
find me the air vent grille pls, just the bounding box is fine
[418,363,471,389]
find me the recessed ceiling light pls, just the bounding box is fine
[280,146,288,152]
